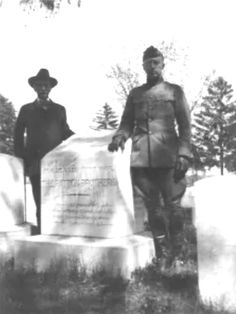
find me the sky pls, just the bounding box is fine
[0,0,236,134]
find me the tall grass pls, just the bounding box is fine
[0,224,233,314]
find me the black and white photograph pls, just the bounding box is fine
[0,0,236,313]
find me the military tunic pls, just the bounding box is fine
[114,80,192,168]
[113,79,192,238]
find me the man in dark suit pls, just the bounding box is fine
[14,68,74,234]
[108,46,192,256]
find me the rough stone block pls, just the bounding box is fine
[194,175,236,312]
[0,154,25,228]
[13,233,155,277]
[41,133,138,237]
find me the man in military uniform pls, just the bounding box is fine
[108,46,192,256]
[14,69,74,234]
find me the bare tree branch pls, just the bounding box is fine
[0,0,81,12]
[108,41,189,107]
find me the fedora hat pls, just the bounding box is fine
[28,68,58,88]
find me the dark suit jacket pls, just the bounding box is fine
[14,100,74,175]
[113,80,192,168]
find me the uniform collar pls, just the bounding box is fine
[146,76,164,87]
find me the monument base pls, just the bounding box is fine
[13,233,155,277]
[0,223,31,240]
[0,223,32,262]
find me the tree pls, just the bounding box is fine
[190,72,215,114]
[108,65,139,107]
[108,41,189,107]
[91,103,119,131]
[0,0,81,13]
[0,95,16,155]
[192,76,236,175]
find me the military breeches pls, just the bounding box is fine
[131,167,175,237]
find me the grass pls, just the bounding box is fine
[0,224,234,314]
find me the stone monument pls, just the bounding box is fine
[0,154,25,227]
[194,175,236,312]
[13,132,155,277]
[41,134,135,237]
[0,154,31,258]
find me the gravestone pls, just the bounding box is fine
[194,175,236,312]
[41,135,135,237]
[0,154,31,260]
[0,154,25,227]
[14,133,154,276]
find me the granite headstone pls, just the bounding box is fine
[41,132,137,237]
[0,154,25,228]
[194,175,236,312]
[14,133,155,277]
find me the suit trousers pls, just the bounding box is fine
[131,167,175,238]
[29,173,41,232]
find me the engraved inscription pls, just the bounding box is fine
[42,164,118,226]
[41,136,134,237]
[51,205,114,225]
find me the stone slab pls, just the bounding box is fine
[0,154,25,228]
[0,223,32,263]
[0,223,31,238]
[13,233,155,277]
[41,133,137,238]
[194,175,236,312]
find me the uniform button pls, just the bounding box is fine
[148,131,152,135]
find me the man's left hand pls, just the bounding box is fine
[174,156,190,182]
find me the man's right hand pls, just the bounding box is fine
[173,156,190,182]
[108,136,125,152]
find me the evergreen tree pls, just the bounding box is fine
[192,76,236,175]
[0,95,16,155]
[92,103,119,131]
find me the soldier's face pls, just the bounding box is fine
[33,81,52,100]
[143,56,164,80]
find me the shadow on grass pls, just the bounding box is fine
[0,257,128,314]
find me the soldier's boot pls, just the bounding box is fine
[151,212,171,269]
[153,236,172,270]
[169,208,185,261]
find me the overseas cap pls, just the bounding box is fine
[143,46,164,61]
